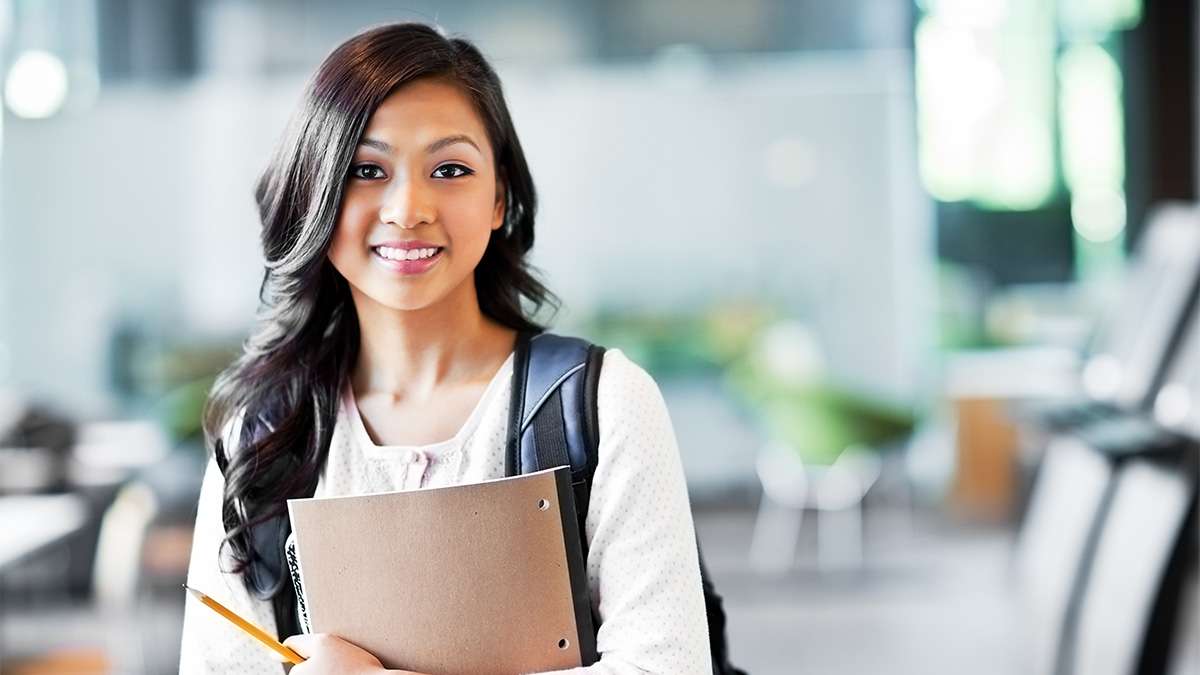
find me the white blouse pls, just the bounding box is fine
[178,348,712,674]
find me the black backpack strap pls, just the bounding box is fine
[506,332,604,509]
[507,330,604,664]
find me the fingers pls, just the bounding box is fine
[282,633,321,659]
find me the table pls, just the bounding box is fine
[0,494,89,570]
[0,493,90,666]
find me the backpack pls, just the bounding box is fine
[241,330,746,674]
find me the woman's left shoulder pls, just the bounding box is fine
[592,347,684,472]
[595,347,673,422]
[597,347,658,393]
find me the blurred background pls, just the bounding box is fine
[0,0,1197,673]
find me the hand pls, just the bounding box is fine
[282,633,429,675]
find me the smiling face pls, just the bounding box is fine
[327,77,505,313]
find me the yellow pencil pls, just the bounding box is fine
[183,584,306,664]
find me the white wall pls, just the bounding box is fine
[0,50,934,419]
[510,51,935,403]
[0,79,293,415]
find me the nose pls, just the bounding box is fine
[378,174,435,229]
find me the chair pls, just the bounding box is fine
[1021,203,1200,432]
[91,480,160,674]
[1014,436,1116,675]
[1069,457,1198,675]
[749,442,881,573]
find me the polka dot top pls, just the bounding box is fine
[178,348,713,674]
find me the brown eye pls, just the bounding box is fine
[351,164,385,180]
[432,163,473,179]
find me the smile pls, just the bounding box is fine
[373,245,442,261]
[371,246,444,275]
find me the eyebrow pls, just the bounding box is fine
[357,134,481,155]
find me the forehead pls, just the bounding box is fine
[361,78,492,153]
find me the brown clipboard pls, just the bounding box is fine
[286,465,595,675]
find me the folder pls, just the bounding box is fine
[286,465,596,675]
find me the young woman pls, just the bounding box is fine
[179,23,710,675]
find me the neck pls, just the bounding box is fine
[348,276,517,399]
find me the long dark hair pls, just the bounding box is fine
[202,22,557,588]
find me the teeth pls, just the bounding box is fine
[375,246,440,261]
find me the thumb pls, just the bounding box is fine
[282,633,317,659]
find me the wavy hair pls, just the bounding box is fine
[202,22,556,594]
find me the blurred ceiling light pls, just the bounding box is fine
[1071,186,1126,243]
[914,16,994,202]
[5,49,69,119]
[987,115,1055,210]
[1059,45,1124,194]
[914,0,1055,210]
[764,137,816,189]
[1059,42,1127,274]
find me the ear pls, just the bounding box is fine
[491,179,506,232]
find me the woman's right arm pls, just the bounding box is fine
[179,417,287,674]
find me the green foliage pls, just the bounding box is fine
[582,304,919,466]
[581,303,776,376]
[726,358,916,465]
[154,375,217,445]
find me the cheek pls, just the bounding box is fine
[442,189,498,252]
[327,203,371,268]
[337,197,372,235]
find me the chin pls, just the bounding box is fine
[369,290,442,312]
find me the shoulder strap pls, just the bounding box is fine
[505,331,604,497]
[506,330,605,664]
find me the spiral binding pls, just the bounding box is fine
[284,531,312,634]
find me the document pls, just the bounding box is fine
[287,465,595,674]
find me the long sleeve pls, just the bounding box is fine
[179,416,287,675]
[533,349,713,675]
